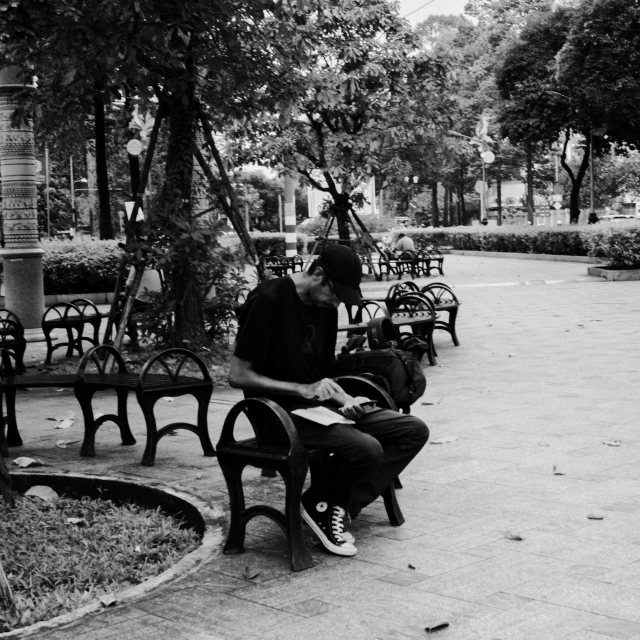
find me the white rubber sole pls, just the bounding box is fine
[301,505,358,556]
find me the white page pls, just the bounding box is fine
[291,406,355,426]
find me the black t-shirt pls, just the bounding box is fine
[234,277,338,408]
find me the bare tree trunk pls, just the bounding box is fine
[497,172,502,226]
[442,186,449,227]
[0,456,16,508]
[526,143,535,225]
[431,183,439,227]
[94,92,113,240]
[560,127,590,224]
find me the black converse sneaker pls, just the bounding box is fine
[301,496,357,556]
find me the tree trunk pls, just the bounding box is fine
[526,143,535,225]
[497,172,502,226]
[560,128,590,224]
[431,183,439,227]
[0,455,16,507]
[159,91,204,346]
[459,163,466,223]
[442,186,449,227]
[94,93,113,240]
[334,195,351,242]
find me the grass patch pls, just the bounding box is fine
[0,493,200,632]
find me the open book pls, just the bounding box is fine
[291,406,355,426]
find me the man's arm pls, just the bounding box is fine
[228,356,350,404]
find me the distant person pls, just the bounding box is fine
[394,232,415,253]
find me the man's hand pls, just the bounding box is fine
[339,396,375,420]
[297,378,345,402]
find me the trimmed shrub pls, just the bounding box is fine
[580,225,640,267]
[41,240,122,295]
[250,232,311,256]
[399,227,590,256]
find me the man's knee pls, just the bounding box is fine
[398,415,429,449]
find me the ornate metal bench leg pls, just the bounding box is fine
[219,457,248,555]
[139,397,159,467]
[43,328,54,365]
[78,389,98,457]
[283,462,314,571]
[4,386,21,447]
[448,308,460,346]
[261,468,277,477]
[382,483,405,527]
[394,477,403,489]
[65,327,75,357]
[196,390,215,457]
[116,388,136,446]
[0,395,8,457]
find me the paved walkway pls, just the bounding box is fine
[7,255,640,640]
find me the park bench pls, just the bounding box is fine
[42,299,102,364]
[0,346,215,467]
[0,310,26,374]
[349,280,461,351]
[217,375,404,571]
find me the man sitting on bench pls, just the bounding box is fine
[228,245,429,557]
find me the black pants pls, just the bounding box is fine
[293,409,429,519]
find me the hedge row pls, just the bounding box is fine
[42,240,122,295]
[400,227,590,256]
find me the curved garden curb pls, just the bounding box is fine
[1,472,225,639]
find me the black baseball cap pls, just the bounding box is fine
[318,244,362,306]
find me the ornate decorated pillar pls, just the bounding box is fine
[0,67,45,329]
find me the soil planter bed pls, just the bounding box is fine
[1,472,223,638]
[587,266,640,281]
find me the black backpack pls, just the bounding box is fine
[335,318,427,409]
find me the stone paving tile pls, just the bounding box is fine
[507,574,640,622]
[352,536,483,575]
[592,561,640,590]
[316,579,498,629]
[135,586,299,638]
[413,551,570,602]
[587,618,640,639]
[473,529,640,569]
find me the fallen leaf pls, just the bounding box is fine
[163,397,175,403]
[508,352,517,357]
[603,439,621,447]
[12,456,45,468]
[500,530,523,541]
[408,564,416,570]
[194,473,204,480]
[538,442,550,447]
[25,485,58,501]
[56,439,80,449]
[244,565,260,581]
[55,388,69,392]
[99,594,117,607]
[54,419,74,430]
[552,465,565,476]
[430,436,458,445]
[59,411,75,421]
[425,621,449,633]
[134,545,142,552]
[587,514,605,520]
[66,517,85,525]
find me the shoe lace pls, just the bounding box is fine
[331,505,348,542]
